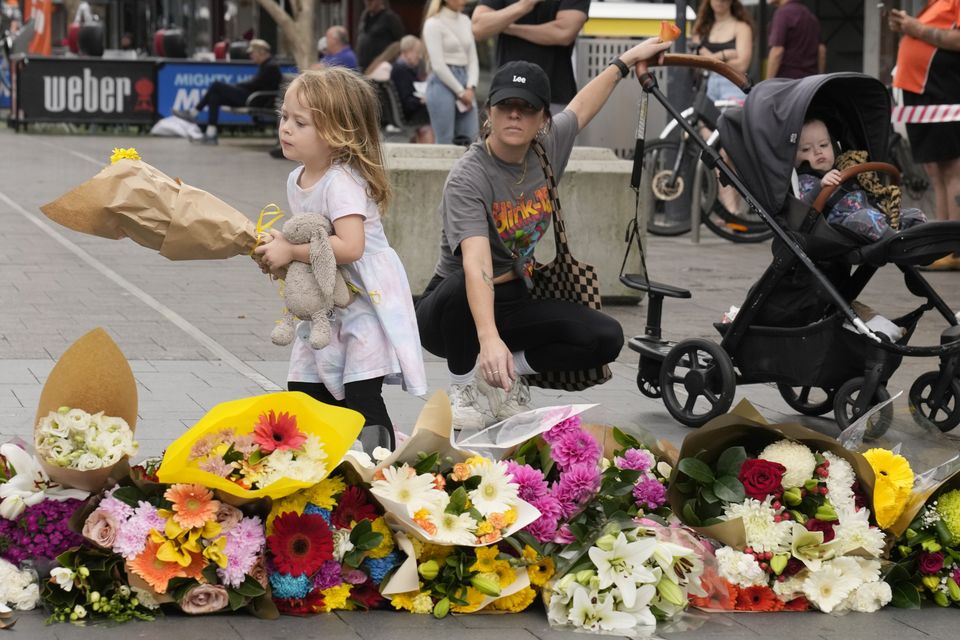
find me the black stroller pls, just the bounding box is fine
[620,56,960,434]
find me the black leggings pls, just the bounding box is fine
[288,378,394,449]
[414,271,624,375]
[196,81,249,127]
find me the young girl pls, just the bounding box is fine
[255,67,427,448]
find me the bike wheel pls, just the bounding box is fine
[698,164,774,243]
[644,139,697,237]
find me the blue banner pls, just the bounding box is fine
[156,61,295,126]
[0,61,10,110]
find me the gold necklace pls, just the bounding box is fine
[485,138,528,187]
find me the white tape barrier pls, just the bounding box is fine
[891,103,960,124]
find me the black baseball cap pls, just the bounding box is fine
[488,61,551,111]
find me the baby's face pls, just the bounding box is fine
[796,120,834,172]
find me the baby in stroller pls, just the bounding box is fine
[794,116,926,242]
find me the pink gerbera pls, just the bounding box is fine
[252,410,306,453]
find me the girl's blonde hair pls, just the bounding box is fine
[287,68,392,212]
[424,0,444,20]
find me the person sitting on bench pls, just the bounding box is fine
[174,38,282,145]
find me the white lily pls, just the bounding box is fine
[588,531,657,608]
[0,444,89,519]
[568,587,638,632]
[620,583,658,627]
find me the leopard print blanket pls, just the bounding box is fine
[834,150,901,230]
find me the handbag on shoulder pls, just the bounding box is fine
[524,140,612,391]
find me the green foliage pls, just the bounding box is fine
[674,447,746,524]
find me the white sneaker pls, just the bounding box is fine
[449,383,486,432]
[476,375,532,421]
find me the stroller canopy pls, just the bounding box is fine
[718,73,891,216]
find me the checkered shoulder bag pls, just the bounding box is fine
[524,140,612,391]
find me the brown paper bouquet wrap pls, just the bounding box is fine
[40,157,274,260]
[33,328,138,492]
[667,400,877,547]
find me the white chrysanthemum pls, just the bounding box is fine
[821,452,857,510]
[332,528,354,562]
[371,465,446,516]
[723,497,791,553]
[758,441,817,489]
[468,460,520,516]
[843,580,892,613]
[829,556,881,584]
[429,506,478,545]
[773,573,807,599]
[831,520,886,558]
[802,565,861,613]
[715,547,768,588]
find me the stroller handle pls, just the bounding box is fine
[656,54,751,92]
[812,162,901,213]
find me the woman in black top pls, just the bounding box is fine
[692,0,753,102]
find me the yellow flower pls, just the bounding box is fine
[465,456,487,469]
[303,475,346,509]
[470,546,499,573]
[491,586,537,612]
[476,520,494,536]
[419,543,452,563]
[937,489,960,542]
[450,587,487,613]
[492,560,517,588]
[389,591,420,612]
[320,583,353,612]
[266,492,309,535]
[864,448,914,528]
[110,147,140,164]
[528,557,555,587]
[502,508,518,526]
[202,535,229,568]
[410,592,434,614]
[368,517,395,559]
[522,545,538,563]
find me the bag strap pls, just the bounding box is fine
[531,139,571,256]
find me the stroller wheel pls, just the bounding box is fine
[659,339,735,428]
[637,373,662,399]
[777,384,836,417]
[908,372,960,433]
[833,377,893,439]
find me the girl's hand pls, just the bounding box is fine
[621,37,673,75]
[821,169,842,187]
[478,336,516,392]
[253,229,293,276]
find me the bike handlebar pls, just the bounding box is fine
[812,162,901,213]
[653,54,752,93]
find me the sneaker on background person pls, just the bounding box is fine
[448,382,486,433]
[172,108,198,123]
[475,374,532,422]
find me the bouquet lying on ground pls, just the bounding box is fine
[76,480,270,617]
[546,522,704,634]
[158,393,362,501]
[672,413,893,613]
[265,472,402,614]
[0,557,40,613]
[35,407,138,480]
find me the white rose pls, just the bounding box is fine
[100,449,123,466]
[50,567,75,592]
[62,408,92,432]
[39,414,71,438]
[100,415,130,434]
[42,440,74,462]
[13,583,39,611]
[74,453,103,471]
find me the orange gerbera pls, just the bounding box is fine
[736,586,784,612]
[690,568,738,611]
[164,484,220,529]
[128,538,182,593]
[783,596,810,611]
[177,546,209,582]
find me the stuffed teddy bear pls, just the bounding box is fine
[270,214,354,349]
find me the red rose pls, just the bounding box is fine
[737,459,786,501]
[804,518,836,542]
[919,551,945,575]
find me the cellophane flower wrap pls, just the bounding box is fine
[884,462,960,609]
[77,465,272,617]
[264,471,402,614]
[157,392,363,500]
[670,409,891,613]
[546,522,705,635]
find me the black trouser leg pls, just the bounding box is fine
[199,81,249,127]
[288,378,395,450]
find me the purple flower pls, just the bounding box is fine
[344,569,367,585]
[554,464,601,504]
[549,428,601,471]
[615,448,655,472]
[113,501,165,560]
[542,416,583,446]
[919,552,945,575]
[505,462,549,502]
[98,490,135,521]
[530,494,562,522]
[553,525,576,545]
[525,515,558,543]
[217,516,266,588]
[314,560,343,590]
[0,499,84,565]
[633,476,667,510]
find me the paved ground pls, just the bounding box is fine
[1,127,960,639]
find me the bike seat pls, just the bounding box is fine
[620,274,691,298]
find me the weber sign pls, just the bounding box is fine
[14,57,156,124]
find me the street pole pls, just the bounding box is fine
[668,0,693,113]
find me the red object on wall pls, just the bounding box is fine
[213,40,227,60]
[153,30,166,57]
[67,23,80,53]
